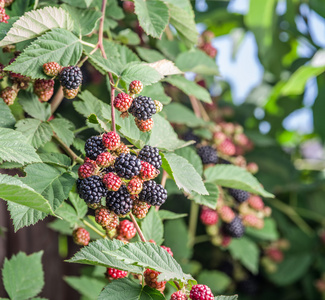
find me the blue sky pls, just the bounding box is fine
[196,0,325,135]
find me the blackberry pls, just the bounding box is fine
[138,145,162,169]
[237,277,259,295]
[114,153,141,180]
[72,228,90,246]
[106,186,133,216]
[197,146,218,164]
[77,175,107,204]
[128,95,156,121]
[135,118,154,132]
[103,165,115,174]
[85,136,107,160]
[59,66,83,90]
[183,131,200,145]
[139,180,167,206]
[228,188,249,203]
[222,216,245,238]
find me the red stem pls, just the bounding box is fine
[130,213,146,242]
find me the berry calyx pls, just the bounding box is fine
[135,118,154,132]
[129,80,143,95]
[114,92,133,112]
[95,207,114,227]
[144,269,166,290]
[59,66,83,90]
[96,152,115,167]
[0,86,18,106]
[103,172,122,191]
[107,268,128,280]
[132,199,150,219]
[171,291,188,300]
[78,162,97,179]
[117,220,136,240]
[127,178,143,195]
[43,62,61,77]
[102,131,121,150]
[72,228,90,246]
[200,207,218,225]
[139,161,159,180]
[189,284,214,300]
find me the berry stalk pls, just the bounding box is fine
[82,219,107,239]
[130,213,147,242]
[53,133,84,164]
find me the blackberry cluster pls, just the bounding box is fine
[114,153,141,179]
[139,180,167,206]
[197,146,218,164]
[78,176,107,204]
[138,145,162,169]
[85,136,107,160]
[59,66,83,90]
[106,186,133,216]
[223,216,245,238]
[228,188,249,203]
[128,95,156,120]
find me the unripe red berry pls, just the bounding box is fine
[171,291,188,300]
[103,172,122,191]
[218,138,236,156]
[63,87,79,99]
[132,199,150,219]
[118,220,136,240]
[0,86,17,105]
[189,284,214,300]
[144,269,166,290]
[72,227,90,246]
[123,1,135,13]
[135,118,154,132]
[200,207,218,226]
[266,247,284,263]
[78,162,97,179]
[242,214,264,229]
[139,161,158,180]
[43,61,61,77]
[114,92,133,112]
[107,268,128,280]
[154,100,163,113]
[129,80,143,95]
[0,7,9,23]
[219,206,235,223]
[247,195,264,211]
[102,131,120,150]
[96,152,115,167]
[95,207,114,227]
[161,245,173,257]
[127,177,143,195]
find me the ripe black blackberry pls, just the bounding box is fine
[77,175,107,204]
[228,188,249,203]
[114,153,141,179]
[222,216,245,238]
[138,145,162,169]
[218,157,231,165]
[197,146,218,164]
[139,180,167,206]
[183,131,200,145]
[59,66,83,90]
[103,165,115,174]
[85,136,107,160]
[128,95,156,121]
[106,186,133,216]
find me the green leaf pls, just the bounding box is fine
[2,251,44,300]
[61,0,94,8]
[246,218,279,241]
[136,47,165,63]
[267,253,313,285]
[0,99,15,128]
[18,91,51,121]
[147,60,183,76]
[5,28,82,79]
[148,114,192,151]
[141,82,171,105]
[281,65,325,96]
[134,0,169,39]
[175,50,219,76]
[164,103,206,127]
[0,128,41,164]
[67,239,143,273]
[158,210,187,220]
[69,191,88,219]
[0,17,19,40]
[167,4,198,48]
[98,278,166,300]
[55,201,80,225]
[74,90,104,118]
[313,84,325,141]
[121,62,164,86]
[50,118,75,147]
[228,237,259,274]
[116,28,141,46]
[88,114,110,132]
[39,153,71,168]
[214,296,238,300]
[175,147,203,176]
[204,165,274,198]
[164,76,212,103]
[104,242,193,283]
[141,207,164,245]
[0,174,54,215]
[162,153,208,195]
[6,202,47,232]
[15,119,52,148]
[190,182,219,209]
[64,276,106,299]
[198,270,231,294]
[0,7,74,46]
[62,5,101,35]
[163,0,194,16]
[164,219,192,261]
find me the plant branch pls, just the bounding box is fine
[188,201,199,248]
[98,0,116,132]
[50,86,64,114]
[189,95,201,118]
[53,133,84,164]
[130,213,147,242]
[82,219,107,239]
[80,40,97,48]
